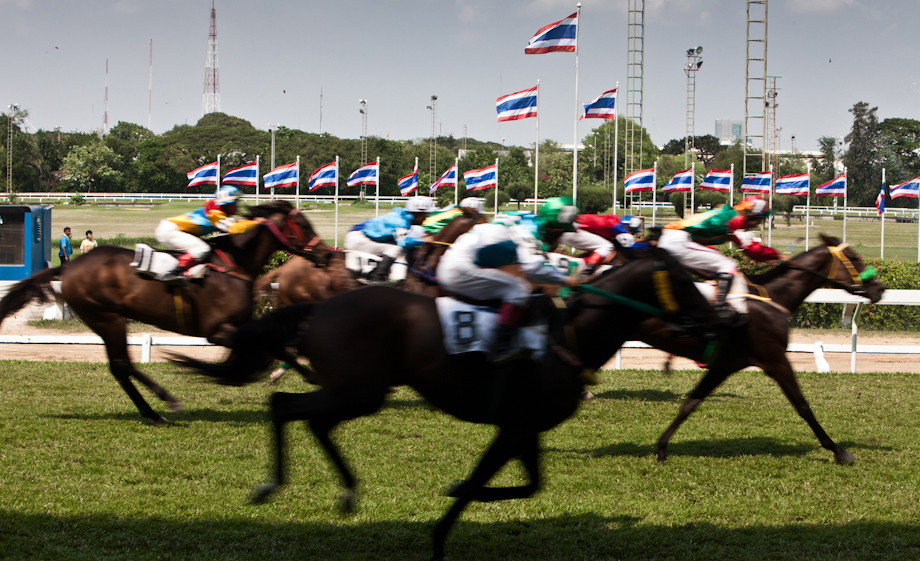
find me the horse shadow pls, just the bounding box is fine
[593,388,743,402]
[48,407,269,425]
[573,436,894,460]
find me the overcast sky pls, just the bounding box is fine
[2,0,917,153]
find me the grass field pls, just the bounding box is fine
[2,362,919,560]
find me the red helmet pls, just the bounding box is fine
[733,196,771,218]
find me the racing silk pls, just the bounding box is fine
[448,222,569,285]
[575,213,622,240]
[664,204,780,262]
[166,201,259,236]
[350,207,425,249]
[422,206,462,234]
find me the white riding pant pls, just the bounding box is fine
[344,230,403,259]
[437,259,532,307]
[658,228,749,313]
[558,228,613,257]
[155,220,210,260]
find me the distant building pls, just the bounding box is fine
[715,119,743,144]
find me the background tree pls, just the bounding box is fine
[811,136,841,185]
[843,101,881,206]
[878,118,920,209]
[62,141,123,192]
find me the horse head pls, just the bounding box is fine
[246,201,331,266]
[794,234,885,303]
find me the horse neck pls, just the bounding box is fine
[761,247,834,312]
[229,227,282,277]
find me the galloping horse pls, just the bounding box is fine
[640,235,885,464]
[0,200,328,424]
[402,206,488,296]
[254,250,357,307]
[176,250,714,560]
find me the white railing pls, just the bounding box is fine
[792,205,918,218]
[13,192,413,205]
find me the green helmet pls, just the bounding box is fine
[537,197,578,233]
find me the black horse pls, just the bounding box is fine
[176,250,715,560]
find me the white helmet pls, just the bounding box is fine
[459,197,484,213]
[405,196,436,213]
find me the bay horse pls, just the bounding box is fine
[0,200,328,424]
[254,250,357,307]
[175,249,715,561]
[640,234,885,464]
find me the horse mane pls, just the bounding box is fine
[244,200,295,219]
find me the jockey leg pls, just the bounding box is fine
[493,301,527,362]
[155,221,210,279]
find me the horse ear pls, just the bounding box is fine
[820,234,841,246]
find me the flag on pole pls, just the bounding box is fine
[580,88,617,120]
[221,162,258,186]
[774,172,810,196]
[699,168,732,192]
[429,164,458,194]
[741,170,772,193]
[347,161,378,187]
[623,168,655,193]
[877,183,886,215]
[816,174,846,197]
[263,162,299,190]
[187,161,218,187]
[525,12,577,54]
[662,169,693,193]
[496,86,538,122]
[307,162,337,192]
[463,165,497,191]
[890,175,920,199]
[398,168,419,196]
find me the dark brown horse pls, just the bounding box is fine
[641,235,885,464]
[175,250,714,561]
[254,250,358,307]
[0,200,328,424]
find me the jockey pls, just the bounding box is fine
[154,186,261,279]
[437,197,580,362]
[344,196,437,282]
[575,213,650,258]
[422,197,484,235]
[657,196,782,320]
[553,210,619,273]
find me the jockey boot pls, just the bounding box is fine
[491,302,527,364]
[163,253,199,282]
[367,255,395,284]
[583,252,605,275]
[713,272,740,327]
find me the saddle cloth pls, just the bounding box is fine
[436,296,548,358]
[546,253,586,276]
[130,244,206,280]
[694,281,748,312]
[344,250,409,282]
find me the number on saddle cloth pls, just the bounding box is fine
[435,296,549,357]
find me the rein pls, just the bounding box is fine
[784,243,876,295]
[264,216,324,256]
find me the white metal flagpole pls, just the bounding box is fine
[652,160,658,227]
[375,156,380,217]
[334,156,340,248]
[454,157,459,206]
[881,167,886,259]
[572,3,581,206]
[255,155,260,205]
[414,157,418,197]
[494,158,499,217]
[843,166,848,243]
[690,161,695,216]
[729,163,735,250]
[613,82,619,213]
[768,164,774,246]
[535,79,540,213]
[295,155,300,210]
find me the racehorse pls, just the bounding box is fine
[175,249,715,561]
[254,250,357,307]
[0,200,328,424]
[640,235,885,464]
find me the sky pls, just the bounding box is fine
[2,0,918,154]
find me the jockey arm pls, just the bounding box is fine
[727,216,781,262]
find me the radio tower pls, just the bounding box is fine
[201,0,220,116]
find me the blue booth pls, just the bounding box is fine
[0,205,52,281]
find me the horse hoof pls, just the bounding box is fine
[169,401,186,413]
[269,368,287,386]
[443,480,465,498]
[152,415,169,425]
[656,452,668,463]
[580,389,595,401]
[338,491,356,514]
[835,450,856,465]
[251,483,278,504]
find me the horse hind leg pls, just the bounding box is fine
[657,365,732,462]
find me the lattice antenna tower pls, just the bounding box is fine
[744,0,768,175]
[103,59,109,136]
[202,0,220,116]
[625,0,645,202]
[765,76,781,171]
[428,95,438,180]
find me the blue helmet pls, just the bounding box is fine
[215,186,241,206]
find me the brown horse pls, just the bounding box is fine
[0,200,328,424]
[640,235,885,464]
[175,249,714,561]
[254,250,358,307]
[402,207,489,296]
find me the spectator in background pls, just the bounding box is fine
[59,227,72,263]
[80,230,97,255]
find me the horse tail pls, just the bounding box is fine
[0,266,63,328]
[173,302,316,386]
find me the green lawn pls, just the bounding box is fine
[2,362,919,560]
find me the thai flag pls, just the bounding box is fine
[347,161,378,187]
[187,161,218,187]
[775,172,810,196]
[816,174,846,197]
[398,167,419,196]
[525,12,577,54]
[496,86,538,122]
[741,170,772,193]
[221,162,258,187]
[623,168,655,193]
[581,88,617,120]
[877,183,886,215]
[429,164,458,194]
[699,169,732,192]
[263,162,299,190]
[308,162,337,192]
[663,169,693,193]
[890,175,920,199]
[463,165,497,191]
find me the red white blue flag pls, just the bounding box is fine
[221,162,258,187]
[496,86,538,122]
[877,183,886,215]
[699,169,732,192]
[429,164,458,194]
[398,167,419,196]
[741,170,772,193]
[816,174,846,197]
[581,88,617,120]
[463,165,497,191]
[525,12,577,54]
[347,161,378,187]
[308,162,337,192]
[187,161,218,187]
[774,172,810,196]
[624,168,655,193]
[663,169,693,193]
[263,162,299,190]
[890,175,920,199]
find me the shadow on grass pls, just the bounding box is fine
[585,436,822,460]
[2,510,918,561]
[48,407,268,425]
[593,388,743,402]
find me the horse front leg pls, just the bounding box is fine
[657,366,732,462]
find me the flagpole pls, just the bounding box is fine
[652,160,658,227]
[843,167,848,243]
[295,155,300,210]
[535,79,540,213]
[494,158,500,217]
[572,3,581,206]
[334,156,340,248]
[729,163,734,250]
[255,155,261,205]
[414,157,419,197]
[881,167,886,259]
[613,83,619,213]
[690,161,695,217]
[216,155,221,197]
[768,164,774,246]
[805,163,811,251]
[375,156,380,217]
[454,158,459,205]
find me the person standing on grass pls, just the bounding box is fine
[79,230,97,255]
[59,227,72,263]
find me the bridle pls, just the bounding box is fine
[785,243,876,297]
[263,210,324,257]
